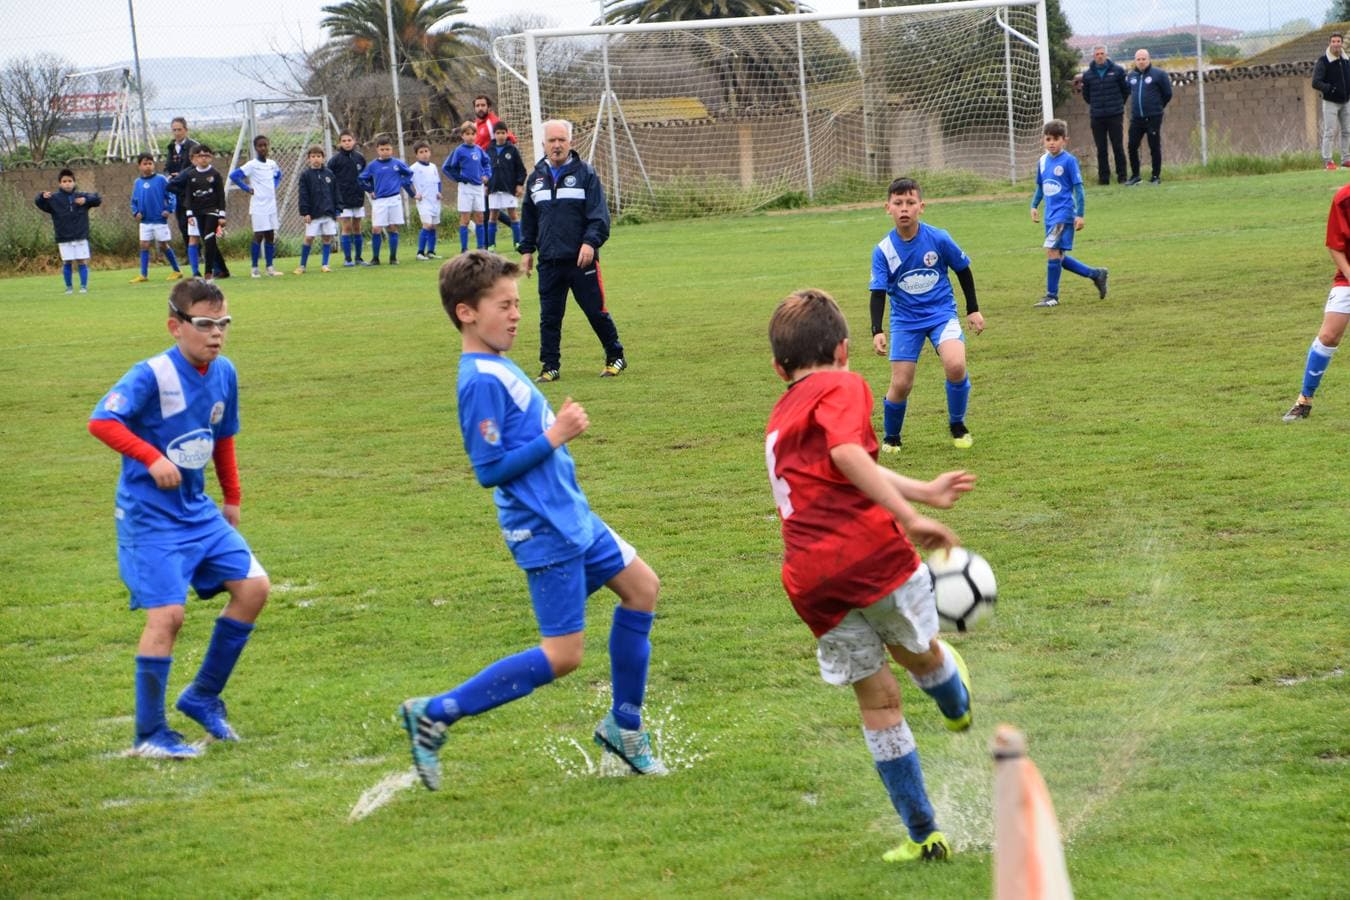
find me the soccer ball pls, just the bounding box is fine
[928,547,996,632]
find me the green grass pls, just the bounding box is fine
[2,170,1347,897]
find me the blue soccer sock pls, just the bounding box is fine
[341,234,353,262]
[416,229,427,255]
[299,244,311,269]
[425,647,555,724]
[883,398,908,442]
[264,241,275,268]
[945,376,971,425]
[459,225,469,253]
[134,655,172,740]
[428,229,437,254]
[188,245,200,276]
[609,606,655,730]
[487,222,497,247]
[387,231,399,261]
[475,223,486,249]
[911,648,969,722]
[78,264,88,288]
[1046,258,1063,296]
[1061,255,1094,278]
[164,247,179,271]
[140,249,150,276]
[510,220,521,245]
[1302,338,1338,398]
[250,241,261,268]
[371,232,382,261]
[62,263,73,288]
[189,616,255,696]
[321,243,331,267]
[868,721,938,842]
[354,234,364,260]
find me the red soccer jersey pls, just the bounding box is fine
[1326,183,1350,287]
[765,369,920,637]
[475,112,515,151]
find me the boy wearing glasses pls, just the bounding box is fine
[88,279,270,759]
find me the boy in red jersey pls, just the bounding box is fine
[765,288,977,863]
[1282,182,1350,421]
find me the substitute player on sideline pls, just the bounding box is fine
[230,135,284,278]
[398,251,664,790]
[88,279,270,758]
[1283,180,1350,421]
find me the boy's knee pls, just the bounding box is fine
[541,639,584,677]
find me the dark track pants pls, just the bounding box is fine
[1091,114,1126,184]
[1128,114,1164,180]
[537,259,624,372]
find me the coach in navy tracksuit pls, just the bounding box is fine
[519,119,626,383]
[1081,45,1130,185]
[1125,48,1172,185]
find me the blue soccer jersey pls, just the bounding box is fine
[1036,150,1082,226]
[90,346,239,543]
[869,223,970,331]
[358,157,414,199]
[457,353,594,569]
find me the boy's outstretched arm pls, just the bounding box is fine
[880,468,975,509]
[830,442,958,550]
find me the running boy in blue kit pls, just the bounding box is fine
[129,153,183,284]
[870,177,984,451]
[1031,119,1110,307]
[398,250,664,790]
[88,278,270,758]
[35,169,102,294]
[357,133,415,265]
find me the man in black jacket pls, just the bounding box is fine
[1125,49,1172,185]
[163,117,199,257]
[1313,32,1350,169]
[1081,45,1130,185]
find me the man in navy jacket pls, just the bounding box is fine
[1081,45,1130,185]
[1125,48,1172,185]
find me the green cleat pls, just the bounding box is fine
[593,712,668,775]
[882,830,952,863]
[949,422,973,450]
[399,697,447,791]
[880,436,902,454]
[937,639,972,732]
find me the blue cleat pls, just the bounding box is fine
[399,697,447,791]
[176,687,240,741]
[593,712,667,775]
[132,728,200,759]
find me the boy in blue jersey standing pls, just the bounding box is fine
[870,177,984,451]
[1031,120,1110,308]
[35,169,101,294]
[399,250,664,790]
[357,134,415,265]
[88,278,270,758]
[129,153,183,284]
[443,121,492,253]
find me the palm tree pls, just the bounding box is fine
[603,0,803,25]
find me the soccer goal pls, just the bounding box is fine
[493,0,1052,219]
[225,97,334,238]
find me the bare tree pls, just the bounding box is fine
[0,54,76,162]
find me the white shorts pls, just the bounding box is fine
[457,184,487,214]
[416,199,441,226]
[489,191,517,211]
[58,240,90,261]
[139,223,172,243]
[305,217,338,238]
[1326,285,1350,315]
[815,565,938,686]
[186,220,200,237]
[371,195,404,227]
[251,206,280,232]
[338,206,365,219]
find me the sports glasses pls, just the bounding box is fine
[171,308,231,332]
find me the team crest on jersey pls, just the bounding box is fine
[923,251,938,267]
[564,175,577,187]
[1053,164,1064,176]
[209,401,225,425]
[532,178,545,191]
[479,418,501,445]
[103,391,127,413]
[166,428,214,469]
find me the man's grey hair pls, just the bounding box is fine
[1092,44,1107,53]
[542,118,573,140]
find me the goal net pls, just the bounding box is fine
[225,97,334,238]
[493,0,1049,220]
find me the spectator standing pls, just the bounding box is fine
[1313,32,1350,170]
[1125,49,1172,185]
[1080,45,1130,186]
[163,117,199,257]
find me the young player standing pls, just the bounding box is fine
[295,146,339,275]
[328,130,367,267]
[230,135,284,278]
[130,153,184,284]
[487,121,527,251]
[870,177,984,451]
[356,134,415,266]
[170,146,228,280]
[409,140,442,260]
[766,288,976,863]
[398,251,664,791]
[87,278,270,758]
[34,169,102,294]
[1283,181,1350,421]
[443,122,492,253]
[1031,120,1110,307]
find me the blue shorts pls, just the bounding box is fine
[889,318,965,362]
[1043,221,1074,251]
[118,517,266,610]
[525,513,637,637]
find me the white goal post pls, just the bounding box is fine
[493,0,1052,219]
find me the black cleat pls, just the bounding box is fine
[1092,268,1109,299]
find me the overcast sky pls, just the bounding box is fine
[1,0,1333,68]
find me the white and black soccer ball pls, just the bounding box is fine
[928,547,996,632]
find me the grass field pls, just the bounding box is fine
[2,170,1347,897]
